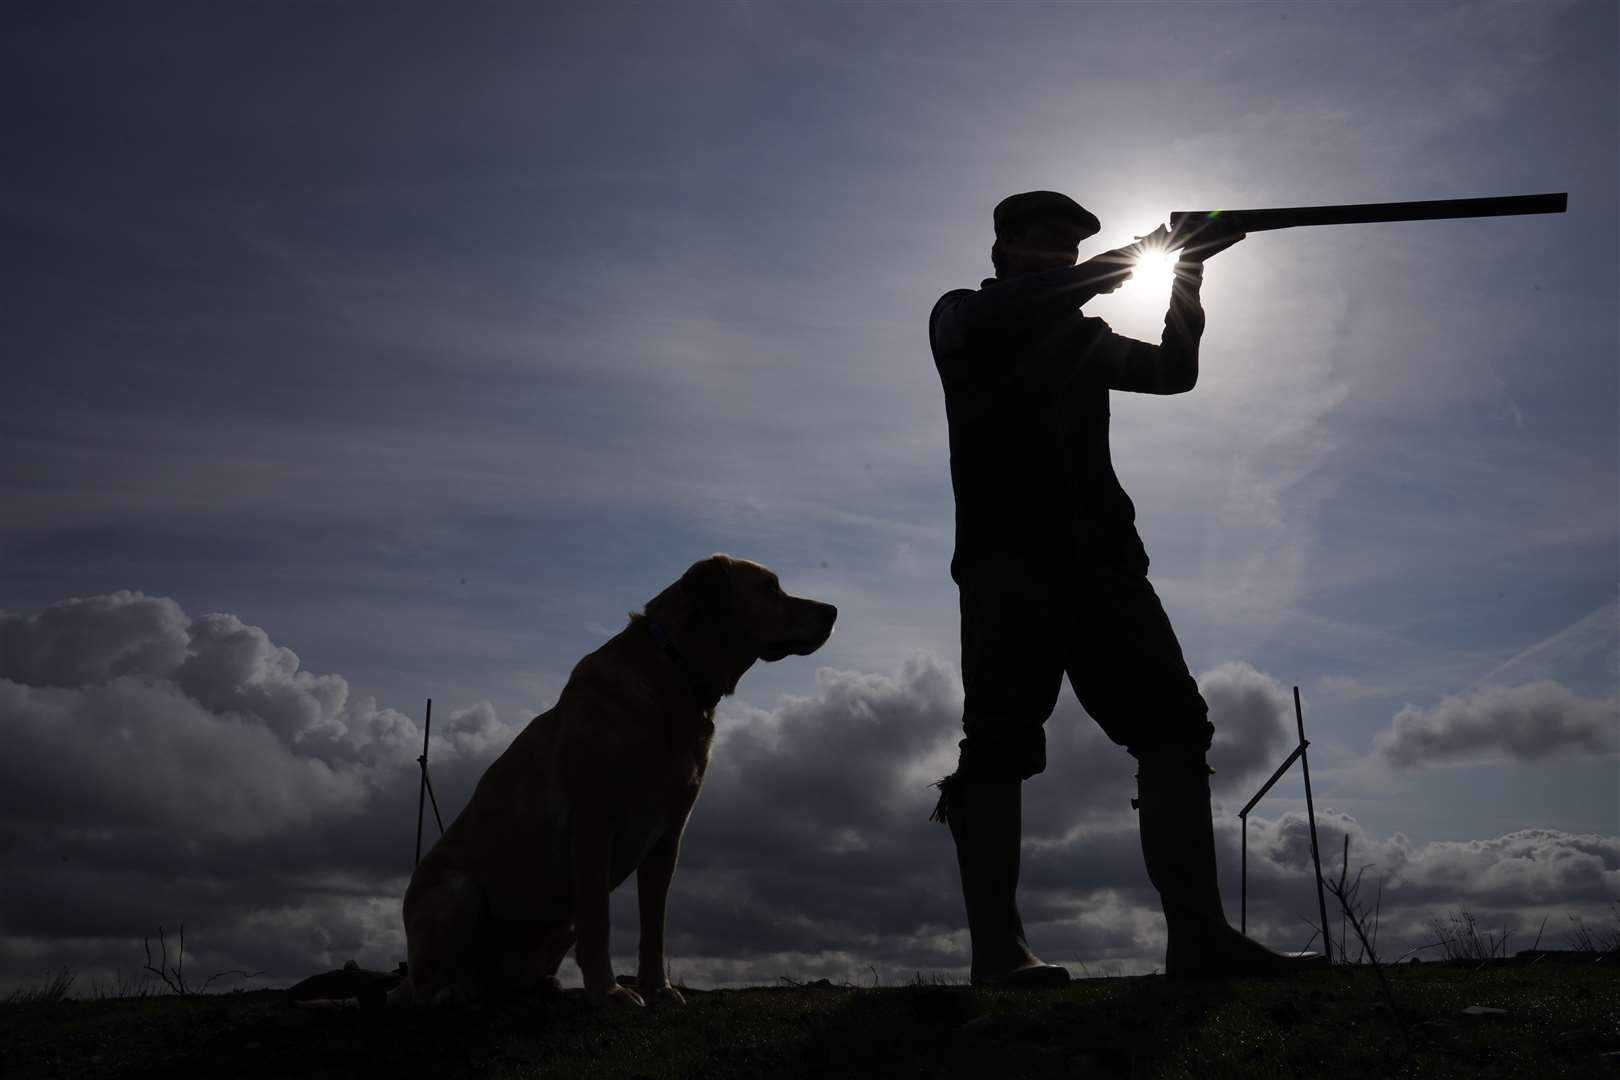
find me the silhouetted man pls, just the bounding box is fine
[929,191,1318,985]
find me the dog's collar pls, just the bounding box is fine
[641,617,722,712]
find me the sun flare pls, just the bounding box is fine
[1126,243,1178,297]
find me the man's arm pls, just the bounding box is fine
[933,219,1242,393]
[945,248,1137,340]
[1092,219,1245,395]
[930,247,1136,388]
[934,264,1201,394]
[1091,260,1206,395]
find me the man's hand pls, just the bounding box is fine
[1075,245,1137,295]
[1171,214,1246,263]
[1131,224,1173,252]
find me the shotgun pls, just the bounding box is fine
[1165,192,1567,248]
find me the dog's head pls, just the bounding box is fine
[654,554,837,663]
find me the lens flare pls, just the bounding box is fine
[1126,242,1178,297]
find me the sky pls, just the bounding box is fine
[2,0,1616,994]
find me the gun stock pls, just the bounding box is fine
[1167,193,1567,246]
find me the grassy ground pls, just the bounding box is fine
[3,962,1616,1079]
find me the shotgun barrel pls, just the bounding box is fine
[1167,193,1567,245]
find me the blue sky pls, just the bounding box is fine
[3,1,1615,991]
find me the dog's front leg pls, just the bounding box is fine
[572,801,643,1008]
[636,814,691,1007]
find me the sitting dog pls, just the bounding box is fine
[395,554,837,1007]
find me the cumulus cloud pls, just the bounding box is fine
[1199,661,1298,790]
[0,591,190,688]
[1376,680,1619,768]
[0,676,368,840]
[659,655,1619,981]
[1238,811,1620,908]
[0,591,522,990]
[2,594,1616,993]
[0,591,517,779]
[1236,811,1620,960]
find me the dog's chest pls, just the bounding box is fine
[607,749,708,888]
[608,807,671,889]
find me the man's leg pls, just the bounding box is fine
[1069,568,1324,978]
[1132,749,1325,976]
[935,560,1070,988]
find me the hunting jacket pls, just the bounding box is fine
[930,264,1207,584]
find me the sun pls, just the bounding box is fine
[1082,228,1196,340]
[1125,241,1178,298]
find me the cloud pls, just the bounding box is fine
[0,591,190,688]
[2,593,1616,994]
[662,655,1618,980]
[0,676,368,841]
[1238,811,1620,909]
[1376,680,1619,768]
[1199,661,1298,789]
[1235,811,1620,959]
[0,591,522,990]
[0,591,516,777]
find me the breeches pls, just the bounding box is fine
[956,556,1212,782]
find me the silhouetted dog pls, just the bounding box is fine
[394,555,836,1007]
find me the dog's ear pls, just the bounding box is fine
[643,554,737,632]
[682,554,734,621]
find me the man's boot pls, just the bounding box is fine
[933,774,1070,988]
[1134,755,1327,978]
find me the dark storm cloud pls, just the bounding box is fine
[1200,661,1299,789]
[1376,680,1619,767]
[0,592,521,988]
[0,591,191,688]
[2,592,1616,992]
[665,656,1299,965]
[638,654,1604,980]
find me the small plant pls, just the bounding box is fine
[905,971,961,987]
[89,972,163,1000]
[1565,901,1620,954]
[142,924,263,996]
[1322,835,1412,1057]
[1426,909,1515,961]
[3,967,77,1005]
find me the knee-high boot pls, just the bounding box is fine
[933,774,1069,987]
[1134,756,1327,978]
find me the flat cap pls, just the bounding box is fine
[993,191,1100,240]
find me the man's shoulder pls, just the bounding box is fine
[930,287,980,357]
[931,286,978,317]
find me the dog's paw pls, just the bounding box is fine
[646,984,687,1008]
[591,984,645,1009]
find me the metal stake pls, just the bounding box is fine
[1295,686,1332,963]
[1235,685,1333,962]
[1238,741,1306,931]
[415,698,441,867]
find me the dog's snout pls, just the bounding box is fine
[807,600,837,640]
